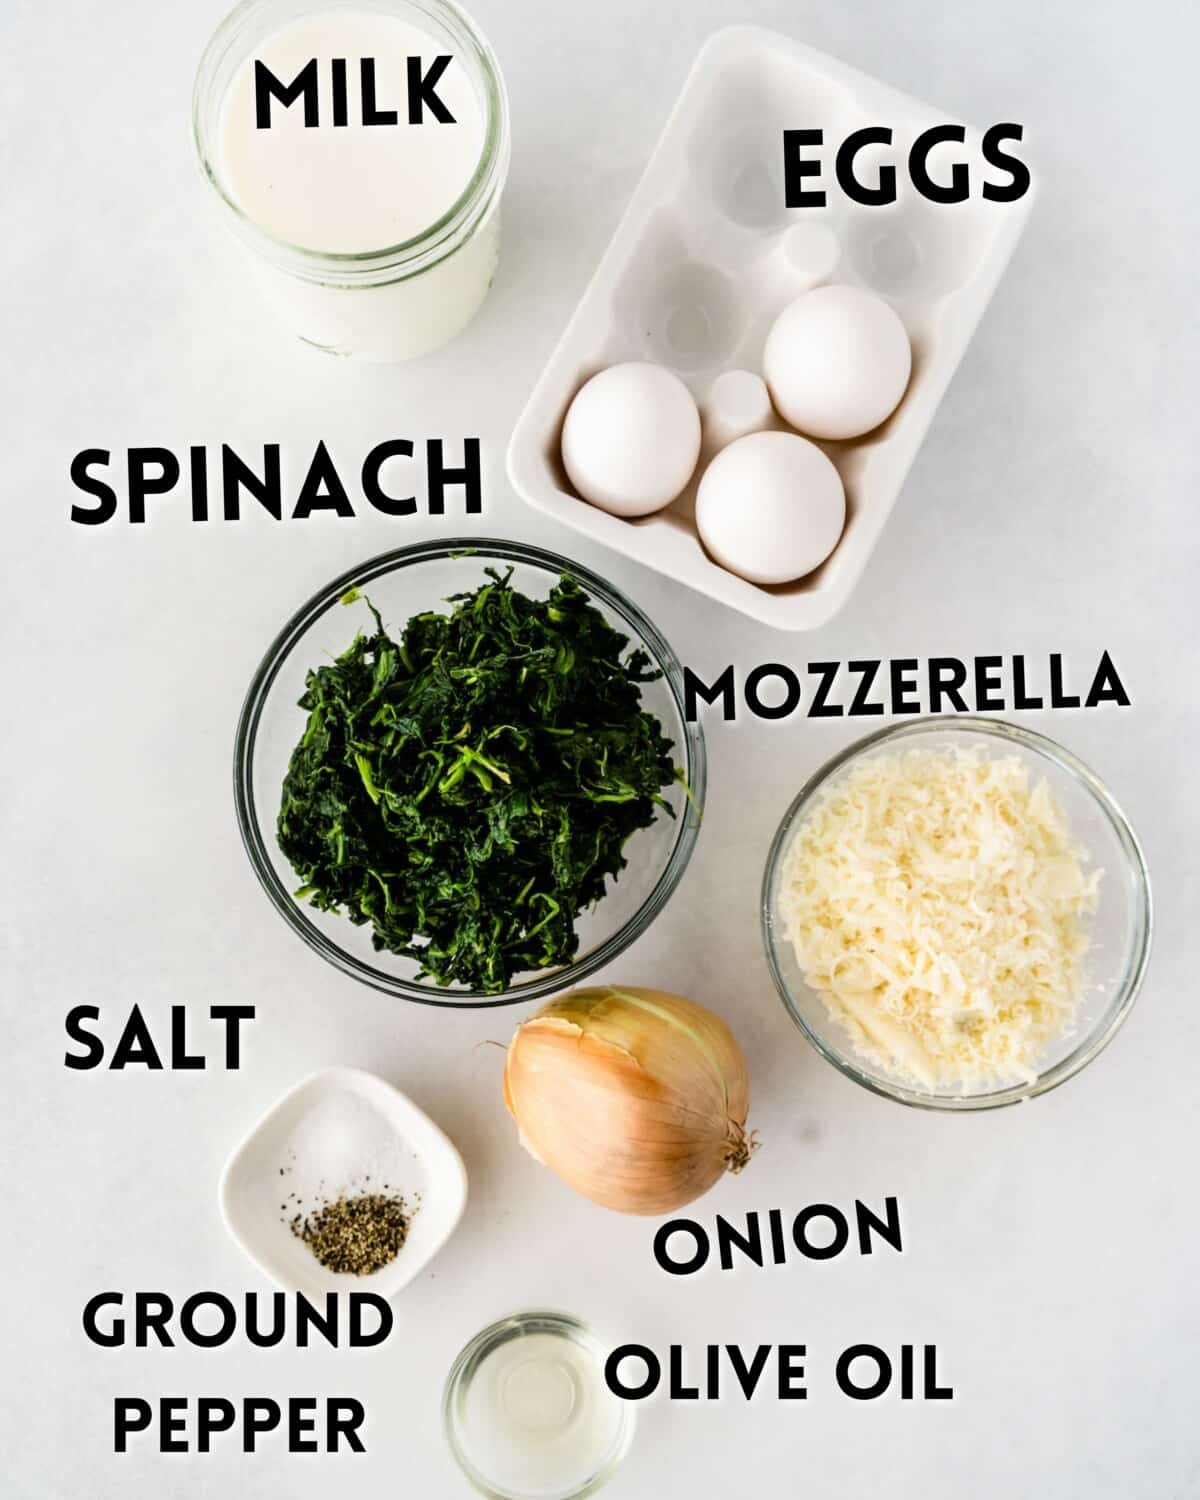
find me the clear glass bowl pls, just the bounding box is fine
[442,1311,634,1500]
[234,539,705,1007]
[762,717,1152,1110]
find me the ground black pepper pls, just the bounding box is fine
[289,1190,415,1275]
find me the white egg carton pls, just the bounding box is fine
[507,26,1035,631]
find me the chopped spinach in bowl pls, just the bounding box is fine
[277,570,679,992]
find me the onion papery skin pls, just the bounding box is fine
[503,985,753,1215]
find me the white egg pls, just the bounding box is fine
[561,362,702,517]
[695,430,845,585]
[763,284,911,440]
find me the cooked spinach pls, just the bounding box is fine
[277,569,679,992]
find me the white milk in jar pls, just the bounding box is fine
[193,0,509,361]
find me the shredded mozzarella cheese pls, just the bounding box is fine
[779,747,1102,1091]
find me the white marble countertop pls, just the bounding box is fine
[4,0,1198,1494]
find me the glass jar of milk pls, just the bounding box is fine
[193,0,509,362]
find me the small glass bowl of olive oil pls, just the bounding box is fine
[442,1310,634,1500]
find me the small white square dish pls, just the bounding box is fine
[507,26,1035,631]
[219,1067,467,1301]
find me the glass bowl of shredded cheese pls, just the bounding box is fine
[762,718,1151,1109]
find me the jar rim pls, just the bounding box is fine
[191,0,510,286]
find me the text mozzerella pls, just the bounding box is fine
[684,652,1130,722]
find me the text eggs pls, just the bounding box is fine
[562,362,702,517]
[695,431,845,585]
[763,285,911,441]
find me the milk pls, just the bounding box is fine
[194,0,509,361]
[219,11,485,253]
[235,195,503,361]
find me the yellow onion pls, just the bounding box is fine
[503,985,755,1215]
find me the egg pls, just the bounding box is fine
[695,430,845,585]
[561,362,702,517]
[763,284,911,440]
